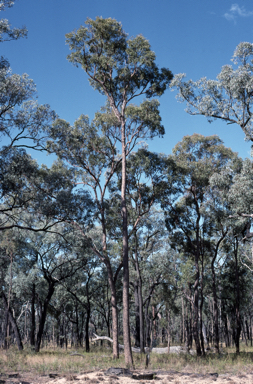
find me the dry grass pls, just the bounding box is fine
[1,343,253,376]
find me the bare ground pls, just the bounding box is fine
[1,370,253,384]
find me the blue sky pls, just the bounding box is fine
[2,0,253,164]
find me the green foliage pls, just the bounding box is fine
[66,17,172,103]
[0,1,59,232]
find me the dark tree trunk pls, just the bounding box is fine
[210,235,227,354]
[133,232,144,353]
[85,307,90,352]
[100,207,121,359]
[85,277,91,353]
[199,255,205,356]
[64,310,68,349]
[30,283,36,347]
[35,282,55,353]
[145,297,152,348]
[60,318,64,348]
[223,308,230,348]
[193,259,201,356]
[75,302,80,347]
[184,303,190,352]
[134,282,140,348]
[191,192,201,356]
[249,315,252,347]
[1,291,23,351]
[182,297,185,344]
[167,307,171,352]
[3,309,9,350]
[138,281,144,353]
[245,318,250,342]
[242,319,248,346]
[211,260,219,353]
[107,263,119,359]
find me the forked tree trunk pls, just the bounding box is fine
[1,291,23,351]
[35,282,55,352]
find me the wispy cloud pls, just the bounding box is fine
[224,4,253,23]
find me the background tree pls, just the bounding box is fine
[0,0,60,233]
[171,42,253,144]
[162,134,240,355]
[0,0,27,42]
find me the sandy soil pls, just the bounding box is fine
[1,370,253,384]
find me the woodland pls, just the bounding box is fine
[2,0,253,371]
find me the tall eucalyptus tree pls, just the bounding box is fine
[52,17,173,367]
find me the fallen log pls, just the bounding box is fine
[69,352,85,358]
[92,334,189,354]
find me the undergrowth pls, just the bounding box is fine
[1,344,253,375]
